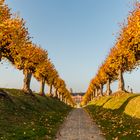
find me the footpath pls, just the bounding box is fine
[55,108,105,140]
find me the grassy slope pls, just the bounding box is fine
[0,88,72,140]
[85,91,140,140]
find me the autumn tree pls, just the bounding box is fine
[34,59,56,96]
[0,0,75,106]
[46,68,58,96]
[83,2,140,105]
[16,44,48,93]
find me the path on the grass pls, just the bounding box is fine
[55,108,105,140]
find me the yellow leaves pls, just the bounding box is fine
[0,18,29,62]
[84,2,140,105]
[0,0,73,105]
[0,2,11,23]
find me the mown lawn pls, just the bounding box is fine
[85,92,140,140]
[0,88,72,140]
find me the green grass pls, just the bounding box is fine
[85,92,140,140]
[124,96,140,118]
[103,93,134,110]
[0,88,72,140]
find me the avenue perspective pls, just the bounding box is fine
[0,0,140,140]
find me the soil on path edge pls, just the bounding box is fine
[55,108,105,140]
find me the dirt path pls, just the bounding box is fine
[55,108,105,140]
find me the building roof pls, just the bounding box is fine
[71,92,85,96]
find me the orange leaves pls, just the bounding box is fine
[0,0,29,63]
[0,1,11,23]
[0,18,29,66]
[83,1,140,105]
[0,0,74,105]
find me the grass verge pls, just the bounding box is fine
[0,88,72,140]
[85,91,140,140]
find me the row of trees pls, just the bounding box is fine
[0,0,75,106]
[82,2,140,106]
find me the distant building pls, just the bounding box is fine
[71,92,85,104]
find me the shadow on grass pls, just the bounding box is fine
[86,99,140,140]
[0,88,72,140]
[101,98,112,107]
[118,95,140,113]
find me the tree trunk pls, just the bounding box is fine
[106,79,112,95]
[90,94,93,101]
[63,97,65,103]
[59,93,61,101]
[95,88,98,97]
[65,98,67,104]
[60,94,63,101]
[40,77,45,96]
[100,84,103,96]
[62,95,64,102]
[92,89,95,97]
[57,92,60,99]
[22,69,32,93]
[118,69,125,91]
[54,88,58,97]
[0,51,2,61]
[49,84,53,95]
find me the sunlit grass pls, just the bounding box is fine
[85,92,140,140]
[103,93,134,110]
[124,96,140,118]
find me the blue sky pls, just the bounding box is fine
[0,0,139,93]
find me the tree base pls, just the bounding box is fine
[39,92,45,96]
[22,88,36,97]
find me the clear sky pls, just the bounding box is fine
[0,0,139,93]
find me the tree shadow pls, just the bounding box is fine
[116,94,140,113]
[101,97,112,107]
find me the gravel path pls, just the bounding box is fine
[55,108,105,140]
